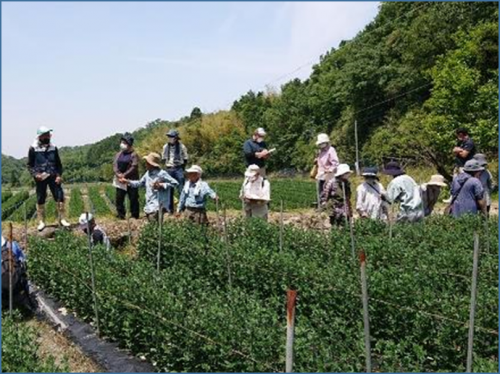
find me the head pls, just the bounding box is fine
[316,133,330,149]
[166,129,180,144]
[473,153,488,168]
[79,213,96,233]
[335,164,352,182]
[426,175,447,192]
[186,165,203,182]
[37,126,53,145]
[120,133,134,150]
[382,161,405,179]
[245,164,261,181]
[361,167,378,184]
[463,159,484,178]
[253,128,267,143]
[455,128,469,141]
[143,153,161,171]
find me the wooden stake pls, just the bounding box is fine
[286,289,297,373]
[466,232,480,373]
[86,212,100,335]
[360,250,372,373]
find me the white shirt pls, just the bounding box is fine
[356,181,387,220]
[240,176,271,201]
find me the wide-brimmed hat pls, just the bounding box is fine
[37,126,53,136]
[186,165,203,175]
[121,133,134,146]
[245,164,260,178]
[463,159,484,173]
[335,164,353,178]
[473,153,488,166]
[315,133,330,145]
[361,167,378,177]
[166,129,180,138]
[143,152,161,168]
[426,174,447,187]
[78,213,94,228]
[382,161,404,176]
[255,127,266,136]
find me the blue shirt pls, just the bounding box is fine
[451,173,484,217]
[2,241,26,263]
[178,180,216,212]
[129,169,178,214]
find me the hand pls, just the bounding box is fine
[214,195,219,202]
[55,176,62,184]
[35,174,43,181]
[453,147,462,154]
[119,177,128,184]
[117,173,124,179]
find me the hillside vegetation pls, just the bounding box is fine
[2,2,498,185]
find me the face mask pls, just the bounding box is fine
[256,137,265,144]
[168,138,176,144]
[39,138,50,145]
[318,143,328,149]
[366,178,376,185]
[120,143,128,151]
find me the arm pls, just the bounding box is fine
[243,140,255,157]
[177,189,187,213]
[182,144,189,164]
[27,147,37,177]
[161,144,167,161]
[54,147,63,176]
[326,147,339,173]
[113,152,121,176]
[127,173,147,188]
[204,183,217,200]
[123,152,139,178]
[473,181,486,214]
[157,171,179,189]
[385,182,400,204]
[356,186,367,216]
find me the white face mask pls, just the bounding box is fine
[120,143,128,151]
[255,136,264,144]
[168,138,176,144]
[318,143,328,149]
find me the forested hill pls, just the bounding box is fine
[3,2,498,186]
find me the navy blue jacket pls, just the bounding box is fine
[27,143,63,177]
[243,139,267,168]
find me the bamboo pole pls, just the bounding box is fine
[279,199,284,252]
[86,212,100,335]
[360,250,372,372]
[466,232,480,373]
[354,119,360,176]
[8,223,14,315]
[157,191,162,273]
[286,289,297,373]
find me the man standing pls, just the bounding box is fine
[113,133,140,219]
[382,161,423,223]
[243,128,271,176]
[450,159,486,217]
[453,128,476,173]
[162,129,189,213]
[27,126,70,231]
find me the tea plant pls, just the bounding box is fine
[2,191,29,220]
[87,186,112,216]
[7,195,37,222]
[2,191,13,204]
[69,188,85,218]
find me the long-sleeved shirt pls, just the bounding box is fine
[27,141,63,177]
[113,150,140,180]
[385,174,423,221]
[420,184,442,217]
[243,139,267,168]
[321,178,352,219]
[178,179,216,212]
[451,173,484,217]
[316,146,339,181]
[356,181,387,220]
[162,142,189,167]
[128,168,178,214]
[478,169,494,206]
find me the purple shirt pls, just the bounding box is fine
[316,146,339,180]
[451,173,484,217]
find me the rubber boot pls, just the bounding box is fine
[36,204,46,231]
[58,202,71,227]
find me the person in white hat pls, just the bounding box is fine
[78,213,111,250]
[473,154,495,215]
[356,167,387,220]
[313,133,339,200]
[243,128,272,176]
[239,164,271,221]
[450,159,486,217]
[27,126,70,231]
[320,163,353,227]
[177,165,218,225]
[420,175,447,217]
[121,152,179,221]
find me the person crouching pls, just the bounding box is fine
[78,213,111,250]
[176,165,218,225]
[240,164,271,221]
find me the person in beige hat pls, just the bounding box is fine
[240,164,271,221]
[313,133,339,208]
[320,163,353,227]
[420,175,447,217]
[120,152,178,221]
[176,165,218,225]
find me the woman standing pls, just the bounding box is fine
[113,133,140,219]
[314,133,339,208]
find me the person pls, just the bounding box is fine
[78,213,111,250]
[240,164,271,221]
[121,153,179,221]
[321,164,353,227]
[473,154,495,215]
[356,167,387,220]
[243,128,272,176]
[450,159,486,217]
[27,126,70,231]
[177,165,218,225]
[420,175,447,217]
[1,236,36,314]
[314,133,339,206]
[382,161,423,223]
[113,133,140,220]
[162,129,189,213]
[453,128,476,173]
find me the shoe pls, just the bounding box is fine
[60,219,71,228]
[37,221,46,232]
[443,197,452,204]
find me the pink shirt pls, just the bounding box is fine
[317,146,339,180]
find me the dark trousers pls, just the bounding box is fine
[166,167,185,212]
[35,176,64,204]
[116,187,140,219]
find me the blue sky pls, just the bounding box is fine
[2,2,379,158]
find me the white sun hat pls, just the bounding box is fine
[245,164,261,178]
[315,133,330,145]
[186,165,203,174]
[335,164,353,178]
[255,128,267,136]
[37,126,53,136]
[79,213,94,227]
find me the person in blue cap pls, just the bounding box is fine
[162,129,189,213]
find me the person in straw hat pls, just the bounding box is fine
[450,159,486,217]
[420,174,447,217]
[240,164,271,221]
[320,163,353,227]
[473,153,495,215]
[120,152,178,221]
[356,167,387,220]
[313,133,339,207]
[382,161,423,223]
[177,165,218,225]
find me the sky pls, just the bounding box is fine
[2,2,379,158]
